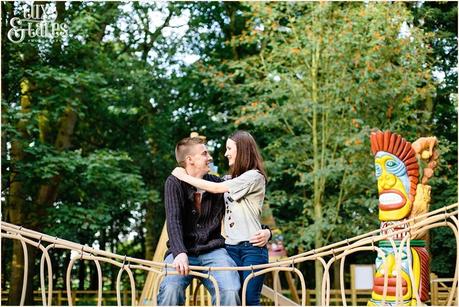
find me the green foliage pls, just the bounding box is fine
[2,1,182,294]
[1,1,457,294]
[208,2,435,255]
[46,150,146,242]
[410,2,458,277]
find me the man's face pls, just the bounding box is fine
[187,144,213,176]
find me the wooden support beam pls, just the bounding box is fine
[285,271,300,304]
[261,285,299,306]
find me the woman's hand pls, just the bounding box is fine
[172,167,187,180]
[249,229,271,247]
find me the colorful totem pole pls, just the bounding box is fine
[368,130,439,306]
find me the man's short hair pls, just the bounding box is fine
[175,137,206,167]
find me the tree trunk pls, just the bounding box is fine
[8,84,78,307]
[8,79,33,305]
[144,199,164,260]
[34,105,77,226]
[333,260,341,290]
[89,261,98,290]
[8,237,26,305]
[78,261,86,290]
[110,231,117,290]
[1,1,12,101]
[8,164,26,305]
[310,14,324,302]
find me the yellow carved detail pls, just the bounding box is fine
[376,155,412,221]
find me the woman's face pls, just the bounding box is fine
[225,138,237,167]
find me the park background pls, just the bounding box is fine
[1,1,457,305]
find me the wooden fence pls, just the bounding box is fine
[1,279,455,306]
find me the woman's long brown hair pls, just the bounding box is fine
[229,130,267,181]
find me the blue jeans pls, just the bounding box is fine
[226,242,269,306]
[157,248,241,306]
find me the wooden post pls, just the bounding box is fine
[185,280,192,306]
[207,286,211,306]
[350,267,357,307]
[430,273,438,305]
[261,285,298,306]
[199,280,205,306]
[305,289,311,305]
[272,270,281,306]
[123,289,128,306]
[285,271,300,304]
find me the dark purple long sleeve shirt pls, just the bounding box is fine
[164,174,225,258]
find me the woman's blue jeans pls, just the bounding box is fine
[226,242,269,306]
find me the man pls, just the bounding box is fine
[157,137,270,306]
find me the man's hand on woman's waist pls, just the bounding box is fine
[249,229,271,247]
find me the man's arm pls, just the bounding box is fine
[164,176,189,275]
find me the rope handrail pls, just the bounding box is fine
[1,202,458,306]
[2,204,456,273]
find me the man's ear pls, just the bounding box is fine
[185,155,193,165]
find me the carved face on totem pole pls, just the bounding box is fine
[370,131,419,221]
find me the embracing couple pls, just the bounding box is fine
[157,131,270,306]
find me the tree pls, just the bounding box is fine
[411,1,458,277]
[1,1,177,301]
[208,1,435,297]
[2,1,455,302]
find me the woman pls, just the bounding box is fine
[172,130,269,306]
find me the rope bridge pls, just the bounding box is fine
[1,202,457,306]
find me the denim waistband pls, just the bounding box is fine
[227,241,269,249]
[230,241,255,247]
